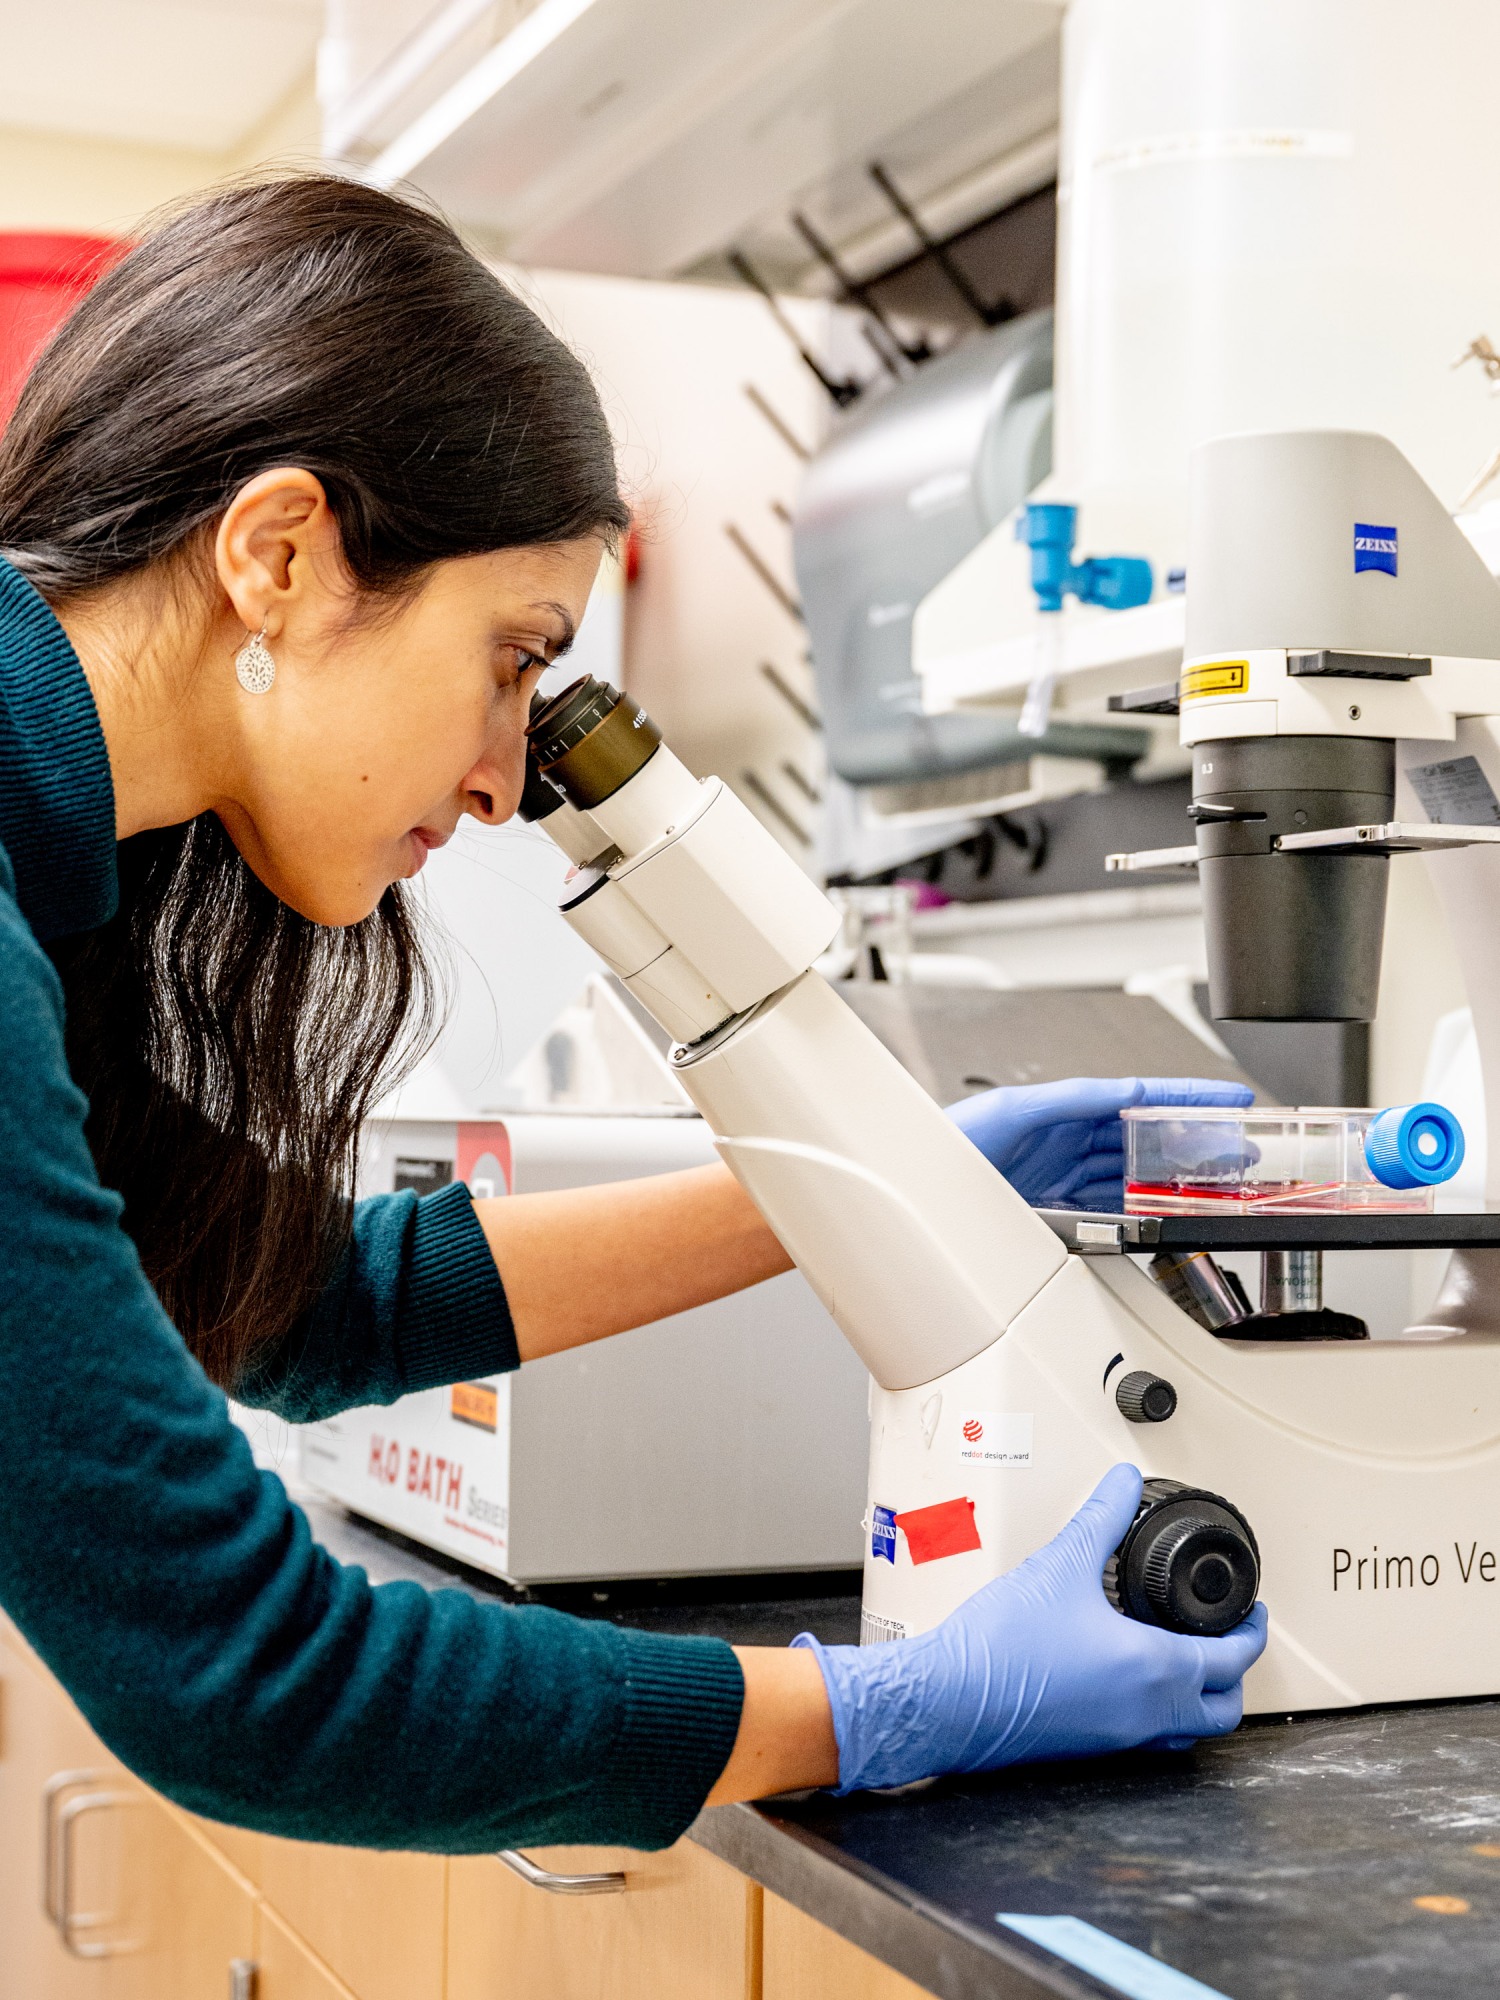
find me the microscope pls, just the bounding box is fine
[522,433,1500,1714]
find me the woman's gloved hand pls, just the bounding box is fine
[947,1075,1254,1210]
[792,1464,1268,1794]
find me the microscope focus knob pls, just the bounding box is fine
[1104,1478,1260,1637]
[1115,1370,1177,1424]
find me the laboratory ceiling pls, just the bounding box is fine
[0,0,322,153]
[336,0,1065,288]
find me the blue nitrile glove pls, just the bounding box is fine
[792,1465,1268,1794]
[947,1075,1254,1210]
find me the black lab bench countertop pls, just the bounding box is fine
[309,1492,1500,1999]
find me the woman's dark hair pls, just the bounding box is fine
[0,175,629,1390]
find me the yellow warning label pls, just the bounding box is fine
[451,1381,498,1432]
[1181,660,1249,700]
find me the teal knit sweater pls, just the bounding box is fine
[0,557,743,1851]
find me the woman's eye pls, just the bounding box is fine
[498,646,547,684]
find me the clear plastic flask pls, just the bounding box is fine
[1121,1104,1463,1214]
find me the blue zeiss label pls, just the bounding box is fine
[871,1505,897,1565]
[1354,522,1397,576]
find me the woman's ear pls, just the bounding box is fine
[214,468,338,639]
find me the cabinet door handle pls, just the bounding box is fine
[41,1769,103,1924]
[496,1848,628,1895]
[229,1958,259,2000]
[56,1788,133,1957]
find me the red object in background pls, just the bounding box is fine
[456,1121,513,1197]
[622,519,642,586]
[894,1496,982,1565]
[0,233,126,425]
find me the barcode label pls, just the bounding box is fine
[859,1610,906,1646]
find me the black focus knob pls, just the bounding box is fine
[1116,1370,1177,1424]
[1103,1478,1260,1637]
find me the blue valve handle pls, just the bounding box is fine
[1016,502,1153,615]
[1363,1102,1465,1189]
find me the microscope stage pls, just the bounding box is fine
[1039,1205,1500,1253]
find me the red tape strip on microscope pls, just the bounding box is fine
[894,1497,981,1565]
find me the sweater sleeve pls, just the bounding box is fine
[0,882,743,1852]
[233,1182,521,1422]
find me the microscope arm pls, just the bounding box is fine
[527,683,1066,1392]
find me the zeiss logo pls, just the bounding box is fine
[1354,522,1398,576]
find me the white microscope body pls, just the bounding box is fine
[526,444,1500,1716]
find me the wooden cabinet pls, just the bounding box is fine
[4,1624,926,2000]
[187,1810,266,1891]
[1,1621,255,2000]
[255,1837,446,2000]
[763,1891,936,2000]
[107,1803,256,2000]
[447,1842,761,2000]
[254,1906,360,2000]
[0,1622,120,2000]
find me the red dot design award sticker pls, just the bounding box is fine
[958,1412,1033,1467]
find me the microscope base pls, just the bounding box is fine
[861,1254,1500,1715]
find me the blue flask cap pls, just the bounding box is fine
[1363,1103,1465,1190]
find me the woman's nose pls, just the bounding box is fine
[464,733,528,825]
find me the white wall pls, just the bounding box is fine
[0,73,321,235]
[509,264,834,846]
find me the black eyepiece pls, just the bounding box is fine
[526,675,661,809]
[528,677,619,765]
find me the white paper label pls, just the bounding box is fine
[1406,755,1500,827]
[958,1411,1033,1466]
[859,1610,907,1646]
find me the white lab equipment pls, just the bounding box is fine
[300,1104,870,1586]
[914,0,1500,713]
[524,555,1500,1710]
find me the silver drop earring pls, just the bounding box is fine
[234,620,276,695]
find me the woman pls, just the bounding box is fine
[0,176,1264,1852]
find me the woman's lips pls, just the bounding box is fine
[405,826,450,874]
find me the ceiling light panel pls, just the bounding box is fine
[385,0,1062,280]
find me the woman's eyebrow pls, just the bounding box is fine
[529,599,576,656]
